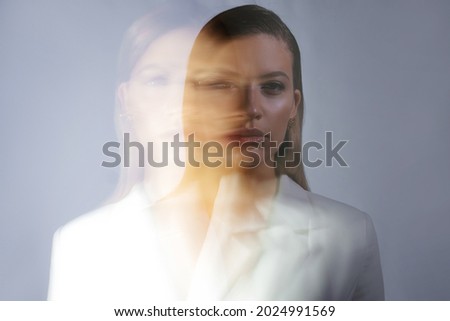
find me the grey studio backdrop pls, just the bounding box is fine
[1,0,449,300]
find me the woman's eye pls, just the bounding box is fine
[144,75,169,87]
[261,82,285,95]
[195,80,236,90]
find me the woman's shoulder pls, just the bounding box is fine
[275,175,375,237]
[273,176,384,300]
[54,184,152,242]
[47,185,161,301]
[279,175,368,214]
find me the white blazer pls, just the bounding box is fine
[48,175,384,301]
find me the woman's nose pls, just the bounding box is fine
[243,85,262,121]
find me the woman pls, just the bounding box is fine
[151,4,384,300]
[47,5,200,300]
[48,5,384,301]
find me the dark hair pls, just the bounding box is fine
[199,5,302,92]
[193,5,309,190]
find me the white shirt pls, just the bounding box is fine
[48,175,384,301]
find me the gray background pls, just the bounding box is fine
[1,0,449,300]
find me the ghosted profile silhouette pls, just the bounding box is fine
[48,5,384,301]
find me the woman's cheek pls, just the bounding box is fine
[264,98,292,140]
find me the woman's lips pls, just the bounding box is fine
[225,128,266,144]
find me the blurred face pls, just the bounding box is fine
[118,27,196,194]
[119,28,195,145]
[183,34,301,170]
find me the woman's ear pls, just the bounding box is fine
[117,82,129,113]
[117,82,135,131]
[291,89,302,118]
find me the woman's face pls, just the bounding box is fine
[120,28,195,145]
[118,27,196,195]
[184,34,301,169]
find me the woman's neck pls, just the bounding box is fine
[182,165,279,217]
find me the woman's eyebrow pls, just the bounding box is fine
[259,71,290,80]
[189,69,290,81]
[130,65,162,79]
[190,68,239,78]
[134,64,183,77]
